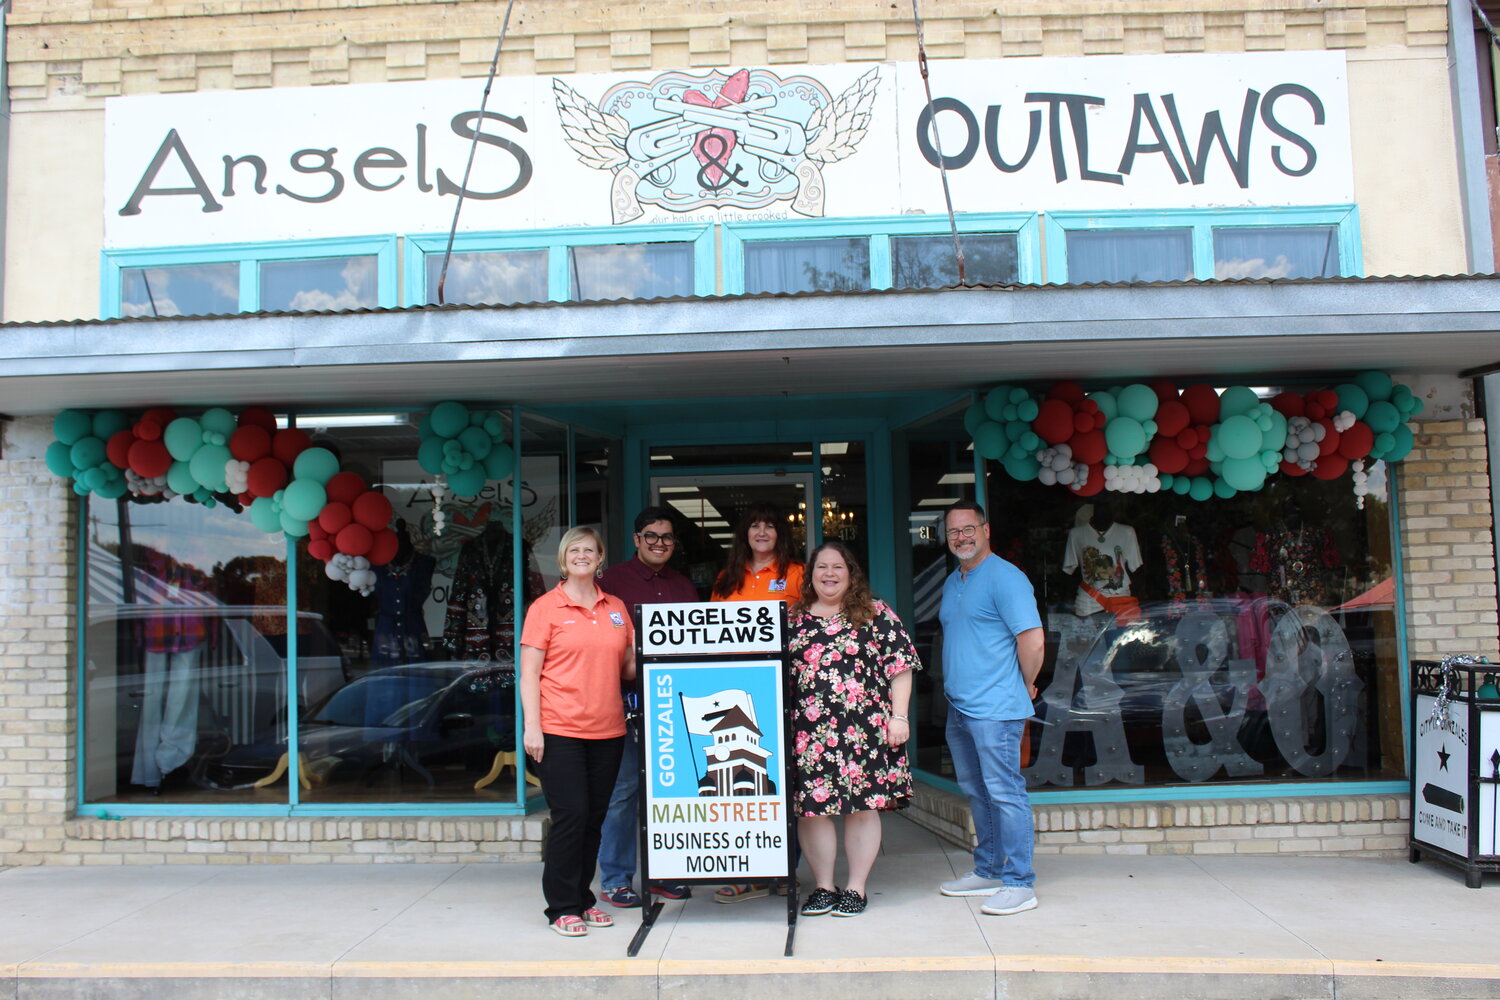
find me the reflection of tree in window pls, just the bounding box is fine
[891,234,1019,289]
[745,238,868,294]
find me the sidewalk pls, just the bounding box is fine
[2,814,1498,1000]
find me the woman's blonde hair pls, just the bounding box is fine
[554,526,605,575]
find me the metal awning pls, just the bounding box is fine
[2,275,1498,415]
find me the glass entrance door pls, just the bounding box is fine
[650,473,813,599]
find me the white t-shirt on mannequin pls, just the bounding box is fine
[1062,522,1143,616]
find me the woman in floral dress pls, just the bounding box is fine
[788,540,920,917]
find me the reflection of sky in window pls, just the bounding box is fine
[569,243,694,301]
[744,238,869,294]
[1066,230,1193,284]
[891,234,1018,289]
[120,263,239,318]
[1214,227,1338,280]
[425,250,548,305]
[260,255,377,311]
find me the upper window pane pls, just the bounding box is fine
[891,233,1019,288]
[744,238,870,294]
[120,263,239,318]
[1066,229,1193,284]
[1214,226,1340,279]
[425,249,549,306]
[569,242,694,301]
[259,255,378,312]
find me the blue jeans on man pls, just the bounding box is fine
[945,710,1034,887]
[597,727,640,894]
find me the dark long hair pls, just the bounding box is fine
[793,540,876,627]
[711,503,797,599]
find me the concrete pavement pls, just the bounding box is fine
[1,814,1498,999]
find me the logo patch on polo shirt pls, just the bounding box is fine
[769,579,787,592]
[609,612,625,627]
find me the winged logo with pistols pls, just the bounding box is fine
[553,67,880,223]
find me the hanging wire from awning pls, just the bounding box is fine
[911,0,966,285]
[436,0,519,306]
[1471,0,1500,48]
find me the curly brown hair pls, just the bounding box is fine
[793,540,877,627]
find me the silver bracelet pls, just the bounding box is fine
[892,714,909,721]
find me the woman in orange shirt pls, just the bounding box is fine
[521,526,635,937]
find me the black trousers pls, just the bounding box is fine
[534,733,624,922]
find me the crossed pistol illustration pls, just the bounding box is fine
[625,95,808,178]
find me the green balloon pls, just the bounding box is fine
[166,460,199,496]
[292,447,340,485]
[1104,417,1146,458]
[1262,410,1288,453]
[189,444,232,491]
[1365,401,1401,433]
[200,407,237,439]
[427,401,470,439]
[1217,415,1263,460]
[1221,456,1267,491]
[1088,391,1118,422]
[53,409,93,446]
[1019,430,1041,452]
[1385,424,1414,463]
[164,417,204,461]
[481,412,506,438]
[1334,384,1369,420]
[1117,383,1159,422]
[458,426,492,460]
[82,467,105,491]
[983,387,1012,422]
[483,442,516,480]
[973,421,1007,460]
[1017,399,1040,422]
[282,478,328,521]
[70,436,107,472]
[417,437,446,475]
[44,441,75,478]
[1390,384,1416,416]
[1354,370,1393,403]
[1172,476,1192,495]
[1189,477,1214,501]
[1372,431,1395,458]
[1002,454,1040,482]
[1218,386,1260,418]
[446,465,486,498]
[1004,420,1026,442]
[249,497,283,533]
[279,511,310,538]
[95,476,128,500]
[962,402,988,436]
[92,410,130,441]
[1213,478,1238,499]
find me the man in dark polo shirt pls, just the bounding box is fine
[595,506,699,906]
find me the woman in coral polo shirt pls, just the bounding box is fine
[521,526,635,938]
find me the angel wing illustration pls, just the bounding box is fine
[804,67,881,164]
[552,78,629,171]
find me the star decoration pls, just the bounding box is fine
[1437,744,1452,771]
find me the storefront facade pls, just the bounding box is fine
[1,0,1498,865]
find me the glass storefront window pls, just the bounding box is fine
[569,242,695,300]
[424,249,549,306]
[259,255,378,311]
[1214,226,1340,279]
[1066,229,1193,283]
[120,262,240,318]
[743,237,870,294]
[890,234,1019,288]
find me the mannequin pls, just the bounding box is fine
[1061,502,1142,618]
[131,556,211,790]
[372,519,436,667]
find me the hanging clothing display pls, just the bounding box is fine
[131,558,213,788]
[442,522,542,664]
[372,550,436,667]
[1062,521,1143,617]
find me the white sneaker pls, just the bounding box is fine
[939,871,1007,896]
[980,886,1038,915]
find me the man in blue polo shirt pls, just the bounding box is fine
[937,500,1045,915]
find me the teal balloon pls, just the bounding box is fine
[200,407,237,439]
[1017,399,1040,422]
[249,497,283,533]
[70,436,107,472]
[1261,451,1281,472]
[166,460,199,496]
[1087,391,1118,421]
[446,465,486,498]
[1117,384,1159,422]
[44,441,75,478]
[95,476,128,500]
[1334,383,1369,419]
[1219,386,1260,418]
[483,442,517,480]
[1365,401,1401,434]
[1262,409,1288,453]
[973,421,1007,460]
[481,412,505,438]
[417,437,446,476]
[1410,396,1425,416]
[164,417,204,461]
[1188,477,1214,501]
[1104,417,1147,458]
[1004,420,1026,442]
[1019,430,1041,452]
[458,426,492,460]
[1372,431,1395,458]
[1390,384,1416,416]
[1217,415,1263,460]
[983,387,1012,422]
[292,447,340,485]
[54,409,93,446]
[81,467,105,491]
[963,402,988,436]
[1221,456,1267,491]
[92,410,130,441]
[281,478,328,521]
[1354,370,1393,403]
[279,511,310,538]
[1002,454,1040,482]
[427,401,470,439]
[1172,476,1192,496]
[1213,478,1238,499]
[189,444,232,491]
[1385,424,1414,463]
[195,489,216,507]
[72,482,90,496]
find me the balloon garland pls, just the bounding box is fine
[415,400,517,535]
[965,371,1422,502]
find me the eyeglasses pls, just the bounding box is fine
[639,531,676,546]
[945,525,981,539]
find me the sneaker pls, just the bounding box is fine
[831,888,867,917]
[800,886,840,916]
[602,885,641,908]
[939,871,1007,896]
[979,886,1038,915]
[650,883,692,900]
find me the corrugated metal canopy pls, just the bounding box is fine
[2,275,1499,415]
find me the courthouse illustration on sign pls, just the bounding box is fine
[681,688,776,797]
[554,67,880,222]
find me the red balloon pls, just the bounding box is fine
[1034,399,1076,445]
[271,428,312,466]
[135,407,175,441]
[128,439,172,478]
[1181,384,1221,426]
[1280,460,1309,477]
[1270,392,1305,418]
[1312,454,1349,480]
[307,539,334,562]
[1048,381,1086,404]
[1069,428,1108,465]
[1150,380,1180,404]
[336,523,373,556]
[352,491,394,531]
[325,471,368,506]
[246,457,289,497]
[318,501,353,535]
[1176,428,1199,450]
[1071,465,1105,497]
[1316,420,1340,457]
[307,520,329,541]
[238,407,278,433]
[1148,438,1189,474]
[229,425,272,463]
[1306,401,1327,420]
[238,492,255,507]
[1313,389,1340,412]
[366,528,400,566]
[1338,421,1374,460]
[1155,400,1190,438]
[1073,412,1092,434]
[106,430,135,469]
[1183,456,1211,477]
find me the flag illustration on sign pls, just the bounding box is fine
[679,689,776,798]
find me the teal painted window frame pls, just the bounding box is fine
[100,236,399,319]
[720,213,1042,294]
[404,223,717,305]
[1042,205,1362,285]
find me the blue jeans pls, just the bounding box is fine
[946,710,1034,888]
[597,727,639,891]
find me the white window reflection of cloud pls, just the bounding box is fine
[280,256,378,312]
[571,243,693,301]
[426,250,548,305]
[120,263,238,318]
[1216,255,1295,280]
